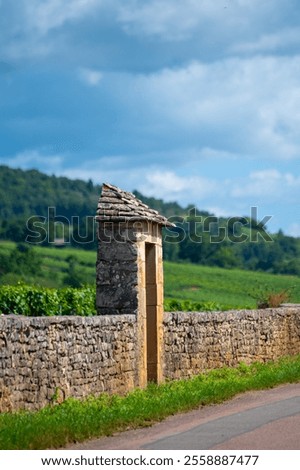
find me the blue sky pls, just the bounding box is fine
[0,0,300,235]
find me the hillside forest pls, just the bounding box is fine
[0,164,300,285]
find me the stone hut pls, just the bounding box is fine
[96,183,175,387]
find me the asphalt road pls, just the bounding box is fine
[66,383,300,450]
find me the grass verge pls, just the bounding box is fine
[1,355,300,450]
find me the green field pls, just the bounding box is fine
[164,262,300,309]
[1,241,300,309]
[0,241,96,287]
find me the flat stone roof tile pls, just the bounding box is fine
[96,183,175,227]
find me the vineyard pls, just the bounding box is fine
[1,240,300,315]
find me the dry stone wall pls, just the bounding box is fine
[163,306,300,380]
[1,306,300,412]
[0,315,137,412]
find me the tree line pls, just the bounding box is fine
[0,165,299,276]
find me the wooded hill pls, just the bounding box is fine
[0,164,299,276]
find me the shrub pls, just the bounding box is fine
[58,285,96,316]
[164,298,222,312]
[0,283,31,315]
[25,288,61,316]
[0,283,97,316]
[250,284,294,309]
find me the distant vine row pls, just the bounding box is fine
[0,283,96,316]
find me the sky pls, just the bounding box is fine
[0,0,300,236]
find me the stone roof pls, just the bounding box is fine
[96,183,175,227]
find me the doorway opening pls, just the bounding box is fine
[145,243,158,383]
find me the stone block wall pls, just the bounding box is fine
[1,306,300,412]
[96,224,139,316]
[0,315,138,412]
[163,306,300,380]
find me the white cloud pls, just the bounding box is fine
[0,0,294,66]
[59,156,149,190]
[24,0,102,35]
[249,169,282,181]
[48,158,218,205]
[125,55,300,160]
[231,27,300,54]
[1,149,64,172]
[0,0,105,60]
[142,170,217,202]
[117,0,271,41]
[251,170,300,187]
[230,169,300,199]
[117,0,199,41]
[79,68,103,86]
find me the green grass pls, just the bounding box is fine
[1,355,300,449]
[1,241,300,309]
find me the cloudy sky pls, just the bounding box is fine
[0,0,300,235]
